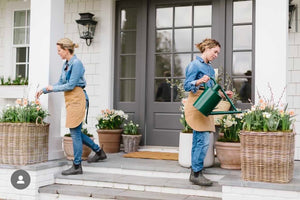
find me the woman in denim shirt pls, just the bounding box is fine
[36,38,107,176]
[184,39,232,186]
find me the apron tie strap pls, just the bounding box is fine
[83,89,89,124]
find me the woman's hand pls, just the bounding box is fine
[220,90,233,99]
[46,85,53,91]
[35,90,43,99]
[196,75,210,86]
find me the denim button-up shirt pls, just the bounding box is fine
[184,56,215,93]
[43,55,86,94]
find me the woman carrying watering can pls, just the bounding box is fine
[184,38,233,186]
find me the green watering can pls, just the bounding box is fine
[193,77,243,117]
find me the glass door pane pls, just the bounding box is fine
[154,3,212,102]
[119,7,137,102]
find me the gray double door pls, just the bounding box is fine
[115,0,226,146]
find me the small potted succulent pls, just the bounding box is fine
[122,120,141,153]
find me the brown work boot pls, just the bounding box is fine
[189,169,213,186]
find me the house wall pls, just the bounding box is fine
[62,0,115,142]
[0,0,30,107]
[0,0,115,153]
[288,0,300,160]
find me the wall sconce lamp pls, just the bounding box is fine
[289,0,297,30]
[75,13,97,46]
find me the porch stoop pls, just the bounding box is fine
[38,153,223,200]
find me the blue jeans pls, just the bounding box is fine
[70,123,100,165]
[191,130,210,172]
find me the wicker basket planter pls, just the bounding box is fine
[240,131,295,183]
[0,123,49,165]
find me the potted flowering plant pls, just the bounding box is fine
[215,113,243,169]
[95,109,128,153]
[240,86,296,183]
[0,98,49,165]
[122,120,142,153]
[63,127,94,160]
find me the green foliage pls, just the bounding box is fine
[218,114,243,142]
[179,99,193,133]
[0,76,28,85]
[123,120,140,135]
[243,99,295,132]
[0,99,48,123]
[242,85,295,132]
[64,127,93,137]
[95,109,128,129]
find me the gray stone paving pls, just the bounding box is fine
[55,171,222,192]
[79,152,241,176]
[39,184,221,200]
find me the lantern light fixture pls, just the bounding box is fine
[289,0,297,30]
[75,12,97,46]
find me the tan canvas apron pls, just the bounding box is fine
[184,90,215,132]
[64,87,86,128]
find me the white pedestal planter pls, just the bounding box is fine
[178,132,215,168]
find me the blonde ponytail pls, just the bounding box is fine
[57,38,78,54]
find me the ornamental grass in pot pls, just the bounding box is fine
[240,86,296,183]
[95,109,128,153]
[122,120,141,153]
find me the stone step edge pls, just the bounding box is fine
[39,193,104,200]
[82,165,224,182]
[55,177,222,198]
[39,184,222,200]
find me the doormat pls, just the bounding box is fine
[123,151,178,161]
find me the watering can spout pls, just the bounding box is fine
[193,77,243,116]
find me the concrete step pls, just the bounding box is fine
[82,165,224,182]
[39,184,221,200]
[53,171,222,198]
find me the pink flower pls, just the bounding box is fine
[181,98,187,105]
[16,99,22,105]
[23,98,28,106]
[289,110,295,116]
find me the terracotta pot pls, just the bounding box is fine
[215,141,241,169]
[63,136,93,160]
[122,134,142,153]
[97,129,122,153]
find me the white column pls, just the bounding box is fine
[29,0,65,160]
[255,0,288,103]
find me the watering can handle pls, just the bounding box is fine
[207,77,239,112]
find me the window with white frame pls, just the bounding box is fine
[13,10,30,79]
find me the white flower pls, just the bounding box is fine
[262,112,271,119]
[224,119,234,128]
[235,113,244,119]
